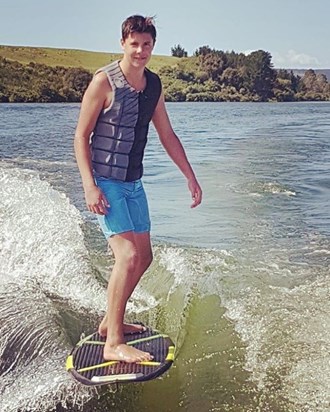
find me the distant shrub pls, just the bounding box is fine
[0,57,92,102]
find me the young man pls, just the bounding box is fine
[74,15,202,363]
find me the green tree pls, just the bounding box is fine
[171,44,188,58]
[244,50,276,100]
[273,69,301,101]
[194,45,213,57]
[301,70,330,99]
[199,50,227,81]
[316,73,328,92]
[64,68,92,94]
[220,67,244,91]
[302,69,317,91]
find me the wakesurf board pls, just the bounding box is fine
[66,324,175,385]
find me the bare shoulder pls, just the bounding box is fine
[94,71,112,87]
[81,71,112,109]
[88,72,112,94]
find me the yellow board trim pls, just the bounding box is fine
[128,333,168,345]
[165,346,175,362]
[82,333,168,347]
[78,360,161,373]
[66,355,74,371]
[76,333,94,347]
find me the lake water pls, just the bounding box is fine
[0,102,329,411]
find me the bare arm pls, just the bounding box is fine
[74,72,111,215]
[152,92,202,208]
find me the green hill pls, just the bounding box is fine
[1,45,329,103]
[0,45,178,73]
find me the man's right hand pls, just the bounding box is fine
[84,185,110,215]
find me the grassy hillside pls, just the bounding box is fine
[0,45,178,73]
[1,45,329,103]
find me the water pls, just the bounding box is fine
[0,102,329,411]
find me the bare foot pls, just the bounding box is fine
[123,323,147,334]
[103,343,153,363]
[98,316,146,337]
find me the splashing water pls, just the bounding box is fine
[0,168,110,410]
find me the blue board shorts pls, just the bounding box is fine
[95,176,151,239]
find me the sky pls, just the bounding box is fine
[1,0,330,69]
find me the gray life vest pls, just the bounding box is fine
[91,60,162,181]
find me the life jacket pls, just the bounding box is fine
[91,60,161,181]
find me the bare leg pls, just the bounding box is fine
[98,317,146,337]
[99,231,151,336]
[98,236,149,336]
[102,231,153,362]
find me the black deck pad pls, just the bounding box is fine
[66,324,175,385]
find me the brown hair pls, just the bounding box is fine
[121,15,156,43]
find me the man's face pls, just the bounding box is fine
[121,32,154,67]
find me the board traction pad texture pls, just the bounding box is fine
[66,325,175,385]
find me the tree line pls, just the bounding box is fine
[1,48,330,103]
[0,57,92,103]
[164,46,330,102]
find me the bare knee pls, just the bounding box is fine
[116,249,139,273]
[121,249,152,272]
[109,234,153,274]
